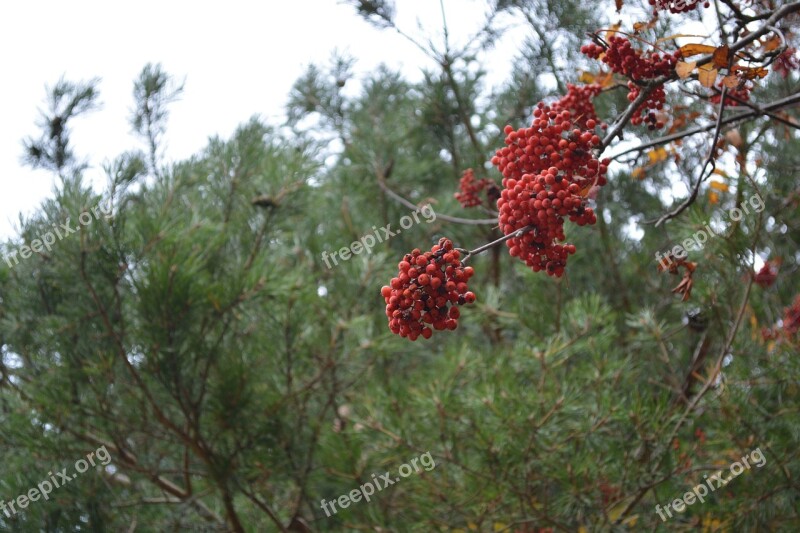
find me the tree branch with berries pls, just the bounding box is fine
[379,0,800,339]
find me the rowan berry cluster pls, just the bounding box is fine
[381,238,476,340]
[754,260,779,288]
[491,84,609,277]
[581,37,679,81]
[783,295,800,337]
[711,80,751,106]
[582,37,679,129]
[627,82,666,129]
[455,168,496,208]
[649,0,709,14]
[762,295,800,344]
[774,48,800,78]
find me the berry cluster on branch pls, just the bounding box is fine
[582,37,680,129]
[455,168,497,208]
[492,84,609,277]
[581,37,679,81]
[710,80,751,105]
[381,238,476,340]
[649,0,709,14]
[380,0,800,339]
[774,47,800,78]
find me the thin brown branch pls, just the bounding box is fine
[609,92,800,160]
[651,86,729,227]
[456,224,535,262]
[376,170,497,225]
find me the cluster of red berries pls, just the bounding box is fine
[582,37,679,129]
[711,80,751,106]
[381,238,476,340]
[491,84,609,277]
[455,168,496,208]
[627,82,666,129]
[754,260,779,288]
[762,295,800,344]
[783,295,800,337]
[774,47,800,78]
[649,0,709,13]
[581,37,680,81]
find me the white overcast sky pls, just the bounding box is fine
[0,0,523,239]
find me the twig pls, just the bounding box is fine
[608,92,800,160]
[456,225,535,263]
[376,174,497,225]
[602,84,657,148]
[651,86,729,227]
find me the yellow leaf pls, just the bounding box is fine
[712,168,728,178]
[607,498,635,522]
[579,71,596,83]
[648,146,669,163]
[493,523,508,532]
[605,22,621,41]
[709,181,729,192]
[632,167,647,180]
[676,61,697,79]
[657,33,708,43]
[709,191,719,204]
[679,43,717,58]
[698,66,718,88]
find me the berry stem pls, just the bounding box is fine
[457,225,535,263]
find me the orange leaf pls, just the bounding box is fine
[632,167,646,180]
[712,45,730,69]
[762,35,781,52]
[676,61,697,79]
[712,168,729,179]
[708,191,719,204]
[589,71,615,88]
[722,74,739,88]
[698,66,718,88]
[731,65,768,79]
[709,181,729,192]
[633,18,657,33]
[579,71,595,83]
[725,129,744,148]
[679,43,717,58]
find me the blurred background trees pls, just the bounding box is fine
[1,0,799,531]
